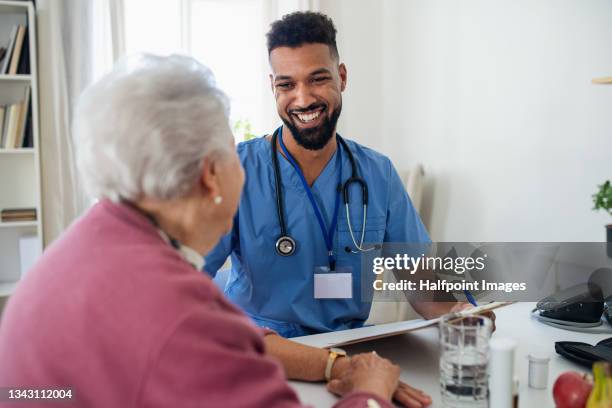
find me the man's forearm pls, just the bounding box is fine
[263,333,349,382]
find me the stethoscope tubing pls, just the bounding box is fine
[345,204,377,252]
[271,127,372,258]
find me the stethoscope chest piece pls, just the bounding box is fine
[276,235,296,256]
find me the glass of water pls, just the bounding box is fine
[439,313,493,408]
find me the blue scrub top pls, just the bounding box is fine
[205,134,430,337]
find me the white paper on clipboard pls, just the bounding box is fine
[292,302,511,348]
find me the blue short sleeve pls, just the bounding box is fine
[204,214,240,278]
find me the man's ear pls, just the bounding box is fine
[199,158,222,201]
[338,63,347,92]
[269,74,275,94]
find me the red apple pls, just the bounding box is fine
[553,371,593,408]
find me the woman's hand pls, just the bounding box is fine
[330,354,432,407]
[392,382,432,408]
[327,352,399,402]
[328,357,431,408]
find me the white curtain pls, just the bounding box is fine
[36,0,125,246]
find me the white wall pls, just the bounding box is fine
[321,0,612,242]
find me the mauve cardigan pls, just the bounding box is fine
[0,200,390,408]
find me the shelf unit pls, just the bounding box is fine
[0,1,42,299]
[0,147,33,154]
[0,74,31,81]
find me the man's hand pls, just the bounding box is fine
[330,353,432,407]
[450,302,496,332]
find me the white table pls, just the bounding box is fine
[290,302,611,407]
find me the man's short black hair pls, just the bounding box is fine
[266,11,339,60]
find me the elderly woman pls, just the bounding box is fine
[0,55,408,407]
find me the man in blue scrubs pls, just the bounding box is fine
[205,12,476,339]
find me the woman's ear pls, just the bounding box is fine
[199,158,222,202]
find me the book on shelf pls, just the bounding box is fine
[1,208,37,222]
[7,25,26,75]
[1,25,18,74]
[1,86,31,149]
[1,104,7,147]
[2,104,14,148]
[13,85,30,148]
[0,106,5,147]
[1,217,37,223]
[1,24,29,75]
[3,103,20,148]
[21,100,32,148]
[0,47,6,66]
[16,29,29,75]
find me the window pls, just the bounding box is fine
[124,0,274,140]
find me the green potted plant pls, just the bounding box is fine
[592,180,612,256]
[232,119,257,141]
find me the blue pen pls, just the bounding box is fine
[464,290,478,306]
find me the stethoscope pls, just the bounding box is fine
[271,126,377,266]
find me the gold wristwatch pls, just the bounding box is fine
[325,347,347,381]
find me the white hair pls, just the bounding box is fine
[74,54,233,202]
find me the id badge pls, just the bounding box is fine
[314,266,353,299]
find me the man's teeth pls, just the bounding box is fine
[296,111,320,123]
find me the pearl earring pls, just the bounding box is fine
[214,196,223,205]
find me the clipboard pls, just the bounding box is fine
[293,302,511,348]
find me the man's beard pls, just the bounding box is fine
[281,102,342,151]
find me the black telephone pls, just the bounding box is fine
[542,270,612,366]
[555,337,612,368]
[534,282,612,333]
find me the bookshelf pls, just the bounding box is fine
[0,1,43,300]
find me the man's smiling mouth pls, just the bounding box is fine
[290,105,326,124]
